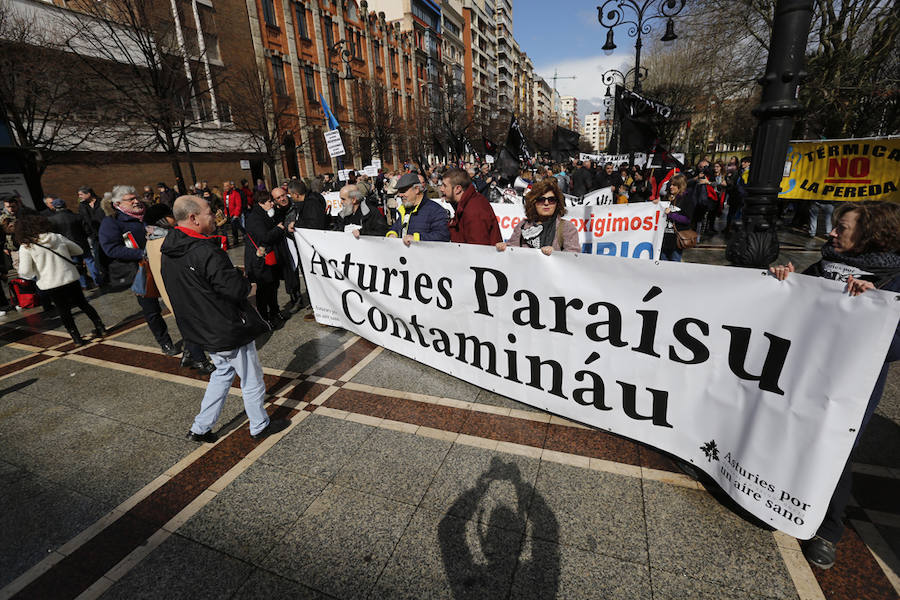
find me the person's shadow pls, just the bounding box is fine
[438,457,560,599]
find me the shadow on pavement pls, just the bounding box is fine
[439,457,560,599]
[0,377,37,398]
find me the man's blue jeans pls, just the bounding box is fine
[190,341,269,436]
[84,240,104,286]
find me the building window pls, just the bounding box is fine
[355,31,362,58]
[443,17,460,37]
[261,0,277,27]
[373,40,381,67]
[295,3,309,38]
[390,49,397,72]
[271,56,287,96]
[323,17,334,47]
[304,66,317,103]
[411,0,439,31]
[345,28,354,56]
[218,101,232,123]
[329,73,341,107]
[313,129,328,165]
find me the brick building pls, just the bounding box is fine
[5,0,268,200]
[245,0,454,177]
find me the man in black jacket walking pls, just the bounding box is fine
[161,195,288,442]
[77,186,106,287]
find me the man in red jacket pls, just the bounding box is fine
[441,168,501,246]
[223,180,243,246]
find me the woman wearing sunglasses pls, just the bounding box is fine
[496,178,579,255]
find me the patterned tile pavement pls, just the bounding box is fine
[0,239,898,600]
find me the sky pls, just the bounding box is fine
[513,0,641,123]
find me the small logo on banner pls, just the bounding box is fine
[700,439,720,462]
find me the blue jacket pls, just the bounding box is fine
[99,210,145,285]
[387,197,450,242]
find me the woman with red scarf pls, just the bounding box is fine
[99,185,178,356]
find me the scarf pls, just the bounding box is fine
[519,217,557,249]
[116,202,145,221]
[820,242,900,288]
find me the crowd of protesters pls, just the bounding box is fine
[1,153,897,573]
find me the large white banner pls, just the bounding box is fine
[492,202,667,258]
[295,230,900,538]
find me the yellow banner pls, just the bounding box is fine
[779,137,900,202]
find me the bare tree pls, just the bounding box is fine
[431,65,473,162]
[227,60,310,186]
[351,79,404,165]
[0,3,105,176]
[672,0,899,138]
[61,0,219,185]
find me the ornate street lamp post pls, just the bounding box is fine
[601,68,646,153]
[597,0,685,93]
[329,41,355,81]
[726,0,814,267]
[601,67,649,97]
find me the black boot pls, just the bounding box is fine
[92,321,107,338]
[67,328,86,347]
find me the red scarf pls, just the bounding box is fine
[175,226,228,252]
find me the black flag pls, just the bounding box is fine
[615,85,670,153]
[550,126,580,163]
[505,116,532,162]
[495,147,520,181]
[649,143,685,170]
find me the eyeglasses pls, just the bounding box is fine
[537,196,558,205]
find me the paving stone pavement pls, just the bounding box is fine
[0,230,898,600]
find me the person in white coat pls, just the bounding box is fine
[15,215,106,345]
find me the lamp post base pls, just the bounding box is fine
[725,185,782,268]
[725,227,780,268]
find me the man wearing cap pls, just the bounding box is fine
[386,172,449,246]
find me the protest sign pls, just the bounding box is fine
[323,191,342,216]
[364,165,378,177]
[295,231,900,538]
[780,137,900,202]
[324,129,346,157]
[337,169,352,181]
[0,173,35,209]
[578,152,637,165]
[492,201,666,258]
[371,159,382,170]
